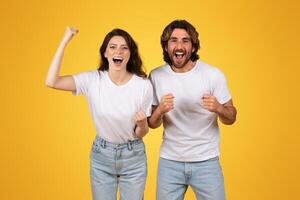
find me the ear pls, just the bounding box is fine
[104,51,107,58]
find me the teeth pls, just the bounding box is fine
[175,52,184,58]
[113,57,123,63]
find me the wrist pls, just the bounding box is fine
[136,121,148,129]
[156,106,164,117]
[216,104,224,115]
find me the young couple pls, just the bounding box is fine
[45,19,237,200]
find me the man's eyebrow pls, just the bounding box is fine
[169,36,191,40]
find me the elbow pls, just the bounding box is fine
[223,119,235,125]
[45,81,52,88]
[148,119,160,129]
[149,124,159,129]
[223,115,237,125]
[45,80,55,88]
[148,116,161,129]
[45,77,59,88]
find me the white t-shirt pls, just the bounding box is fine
[72,70,153,143]
[149,60,231,162]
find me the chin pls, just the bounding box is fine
[111,65,126,71]
[172,62,186,68]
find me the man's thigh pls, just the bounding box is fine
[189,157,226,200]
[156,158,188,200]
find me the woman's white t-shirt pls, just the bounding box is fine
[72,70,153,143]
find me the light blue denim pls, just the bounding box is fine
[90,136,147,200]
[156,157,225,200]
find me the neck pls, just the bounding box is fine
[171,60,196,73]
[108,69,132,85]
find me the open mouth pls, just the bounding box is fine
[112,57,123,64]
[174,51,185,59]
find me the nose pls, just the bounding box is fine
[115,47,122,55]
[175,41,183,49]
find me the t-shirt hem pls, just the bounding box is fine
[160,152,220,162]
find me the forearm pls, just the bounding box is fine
[45,38,68,87]
[135,125,149,138]
[217,104,237,125]
[148,107,163,129]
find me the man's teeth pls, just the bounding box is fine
[175,52,184,58]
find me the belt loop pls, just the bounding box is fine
[127,140,133,151]
[101,139,106,148]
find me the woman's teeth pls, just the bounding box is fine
[113,57,123,63]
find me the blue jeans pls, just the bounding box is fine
[90,136,147,200]
[156,157,225,200]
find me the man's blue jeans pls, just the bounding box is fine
[90,136,147,200]
[156,157,225,200]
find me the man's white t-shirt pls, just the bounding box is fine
[72,70,153,143]
[150,60,231,162]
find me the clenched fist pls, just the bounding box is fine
[157,93,174,115]
[201,94,222,113]
[62,26,79,44]
[135,110,148,128]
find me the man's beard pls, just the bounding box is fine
[169,50,192,68]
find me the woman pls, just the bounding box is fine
[45,27,153,200]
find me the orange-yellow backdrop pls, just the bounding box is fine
[1,0,299,199]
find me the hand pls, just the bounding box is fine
[201,94,222,113]
[135,110,148,128]
[157,93,174,115]
[62,26,79,43]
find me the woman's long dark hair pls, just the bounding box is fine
[98,29,146,78]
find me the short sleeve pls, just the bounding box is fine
[211,69,232,104]
[72,70,97,96]
[141,80,154,117]
[149,72,159,106]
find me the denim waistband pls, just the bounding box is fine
[94,135,143,151]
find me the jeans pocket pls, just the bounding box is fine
[133,143,146,157]
[91,140,101,153]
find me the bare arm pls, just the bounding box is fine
[45,27,78,91]
[215,99,237,125]
[148,106,163,129]
[202,95,237,125]
[134,110,149,138]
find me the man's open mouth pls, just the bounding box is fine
[174,51,184,59]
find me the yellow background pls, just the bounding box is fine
[1,0,299,199]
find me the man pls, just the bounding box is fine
[148,20,237,200]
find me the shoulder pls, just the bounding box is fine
[74,69,99,78]
[197,60,226,79]
[134,75,152,88]
[149,63,169,77]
